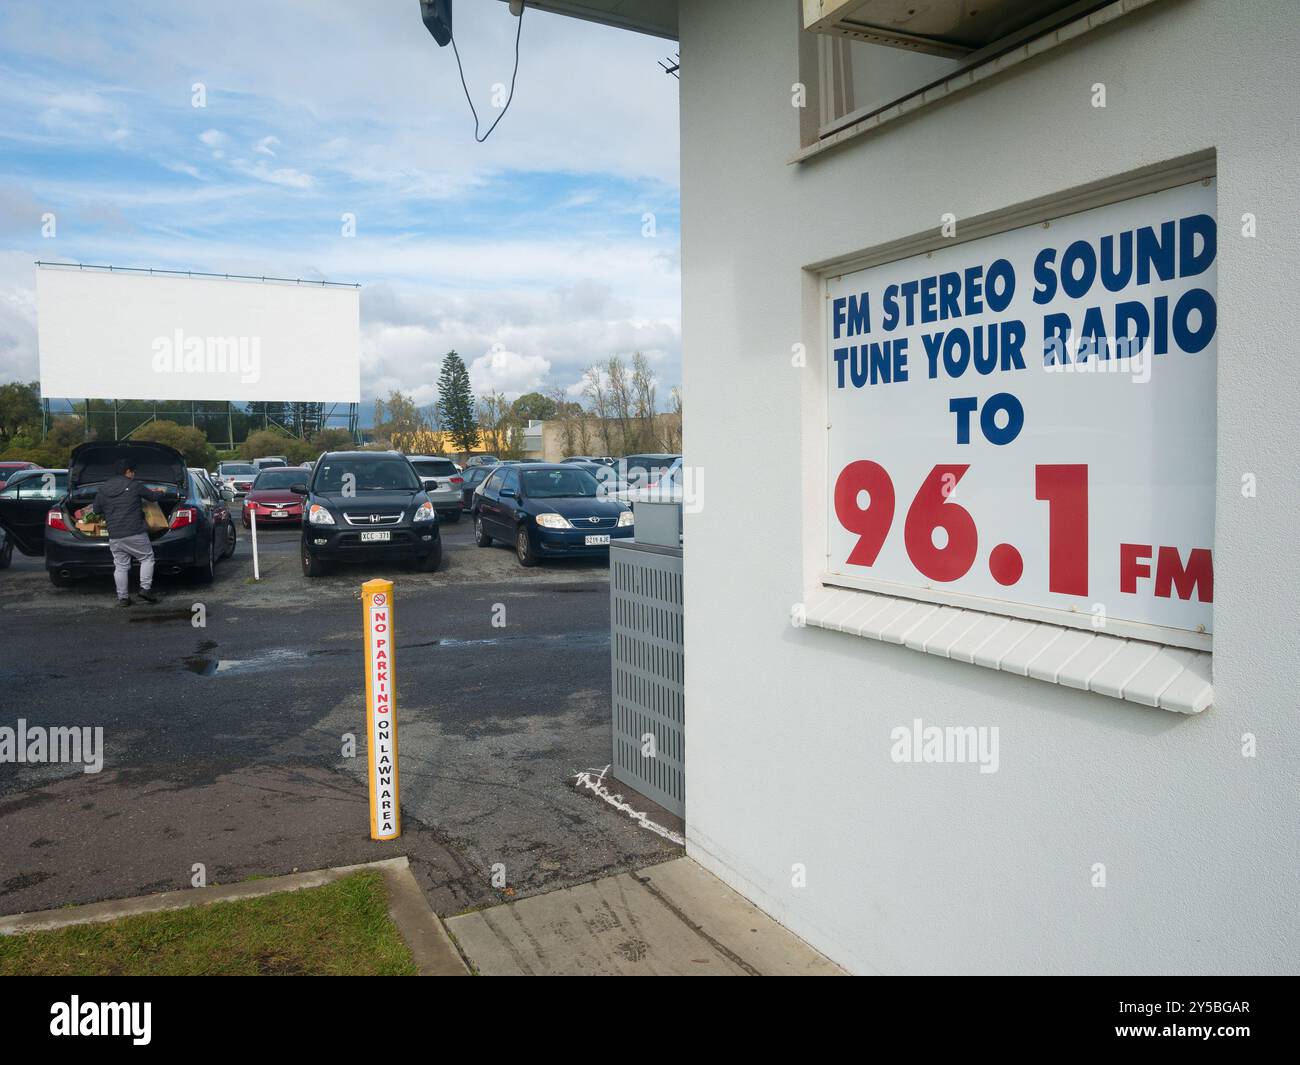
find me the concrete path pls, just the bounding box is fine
[446,857,844,976]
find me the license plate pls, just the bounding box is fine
[271,510,287,518]
[584,534,610,546]
[360,531,391,542]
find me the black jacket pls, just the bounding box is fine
[92,475,165,540]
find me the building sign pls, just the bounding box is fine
[363,579,400,840]
[826,180,1216,642]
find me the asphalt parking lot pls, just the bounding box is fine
[0,514,681,918]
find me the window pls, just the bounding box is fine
[411,459,458,478]
[803,0,1162,152]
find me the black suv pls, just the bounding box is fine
[294,451,441,577]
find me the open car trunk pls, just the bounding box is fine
[64,440,188,541]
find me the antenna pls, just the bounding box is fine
[659,53,680,79]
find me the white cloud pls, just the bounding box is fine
[468,346,551,399]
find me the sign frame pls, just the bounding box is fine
[812,157,1217,654]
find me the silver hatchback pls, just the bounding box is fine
[406,455,463,523]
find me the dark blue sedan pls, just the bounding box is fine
[472,462,634,566]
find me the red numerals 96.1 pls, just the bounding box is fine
[834,461,1089,596]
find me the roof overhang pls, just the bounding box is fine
[499,0,678,41]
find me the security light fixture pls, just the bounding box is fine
[419,0,452,47]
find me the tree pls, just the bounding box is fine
[372,390,428,444]
[630,352,659,451]
[310,427,356,452]
[240,428,301,463]
[133,420,217,468]
[436,351,478,455]
[477,391,524,459]
[582,364,615,454]
[0,381,41,444]
[511,391,558,424]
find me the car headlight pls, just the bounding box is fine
[617,510,635,527]
[535,512,572,529]
[307,503,335,525]
[413,501,436,522]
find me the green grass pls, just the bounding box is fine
[0,871,417,976]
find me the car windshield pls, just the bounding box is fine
[253,469,306,490]
[314,457,420,493]
[222,464,255,475]
[411,459,457,477]
[257,459,286,468]
[521,468,599,499]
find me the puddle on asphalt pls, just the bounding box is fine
[179,631,608,676]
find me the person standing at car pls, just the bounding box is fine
[93,459,164,607]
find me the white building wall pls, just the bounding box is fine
[679,0,1300,973]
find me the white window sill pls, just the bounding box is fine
[803,585,1212,714]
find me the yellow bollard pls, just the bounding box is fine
[362,578,400,840]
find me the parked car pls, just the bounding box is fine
[38,441,236,587]
[463,454,500,468]
[618,453,682,489]
[295,451,441,577]
[242,466,310,528]
[611,456,684,504]
[216,461,258,496]
[405,455,464,523]
[458,465,493,512]
[252,456,288,471]
[0,461,38,489]
[0,468,68,566]
[472,462,633,567]
[562,455,615,466]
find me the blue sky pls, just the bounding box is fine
[0,0,681,411]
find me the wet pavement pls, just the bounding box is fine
[0,516,682,917]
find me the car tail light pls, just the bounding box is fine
[47,508,68,532]
[450,476,463,485]
[170,507,196,530]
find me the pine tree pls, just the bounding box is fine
[436,351,478,454]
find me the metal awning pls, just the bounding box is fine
[499,0,677,40]
[803,0,1113,59]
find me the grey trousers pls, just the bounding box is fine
[108,532,155,599]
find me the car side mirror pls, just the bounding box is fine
[221,486,235,501]
[289,483,308,495]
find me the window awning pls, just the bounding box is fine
[803,0,1113,59]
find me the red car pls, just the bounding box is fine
[241,466,309,527]
[0,461,38,489]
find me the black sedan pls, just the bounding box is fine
[472,462,634,567]
[35,441,236,587]
[458,464,492,512]
[295,451,441,577]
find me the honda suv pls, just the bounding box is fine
[294,451,441,577]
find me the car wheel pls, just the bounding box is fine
[420,541,442,571]
[0,537,12,569]
[474,517,492,547]
[193,536,216,583]
[222,520,237,558]
[48,569,74,588]
[302,544,327,577]
[515,526,538,567]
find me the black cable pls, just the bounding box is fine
[450,5,525,143]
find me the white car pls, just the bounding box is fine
[405,455,464,522]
